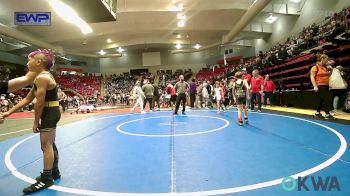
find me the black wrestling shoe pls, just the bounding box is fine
[239,121,243,126]
[182,111,186,115]
[324,114,335,120]
[314,112,323,118]
[23,173,53,194]
[36,169,60,181]
[244,117,248,124]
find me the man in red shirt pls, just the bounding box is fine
[250,69,264,112]
[263,74,275,106]
[242,68,252,109]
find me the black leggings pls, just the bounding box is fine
[317,85,332,114]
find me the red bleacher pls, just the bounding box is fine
[55,75,100,97]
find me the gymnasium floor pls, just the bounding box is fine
[0,108,349,196]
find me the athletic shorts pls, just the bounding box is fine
[39,107,61,132]
[236,96,246,105]
[0,81,8,94]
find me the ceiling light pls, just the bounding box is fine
[176,34,182,39]
[99,50,106,55]
[107,38,112,43]
[50,0,92,34]
[177,3,184,11]
[177,13,186,20]
[177,20,185,27]
[175,43,182,49]
[265,15,278,24]
[117,47,124,53]
[290,0,301,3]
[194,44,201,50]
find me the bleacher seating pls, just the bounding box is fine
[55,75,100,97]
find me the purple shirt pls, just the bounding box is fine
[189,81,196,94]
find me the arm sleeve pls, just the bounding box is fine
[0,81,9,94]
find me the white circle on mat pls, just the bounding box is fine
[116,115,230,137]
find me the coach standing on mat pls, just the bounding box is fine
[174,75,189,115]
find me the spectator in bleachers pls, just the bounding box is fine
[310,54,334,120]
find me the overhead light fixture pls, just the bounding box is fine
[176,34,182,39]
[194,44,201,50]
[265,14,278,24]
[107,38,112,43]
[117,47,124,53]
[177,13,186,20]
[175,43,182,49]
[177,3,184,11]
[177,20,185,27]
[290,0,301,3]
[50,0,92,34]
[99,50,106,55]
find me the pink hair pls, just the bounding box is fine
[28,49,54,69]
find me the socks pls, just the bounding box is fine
[43,170,52,175]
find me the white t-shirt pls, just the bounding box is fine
[329,68,347,89]
[202,86,209,98]
[133,86,145,99]
[214,87,222,100]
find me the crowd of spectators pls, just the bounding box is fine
[0,65,11,81]
[195,6,350,91]
[55,74,101,97]
[104,74,138,105]
[254,6,349,69]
